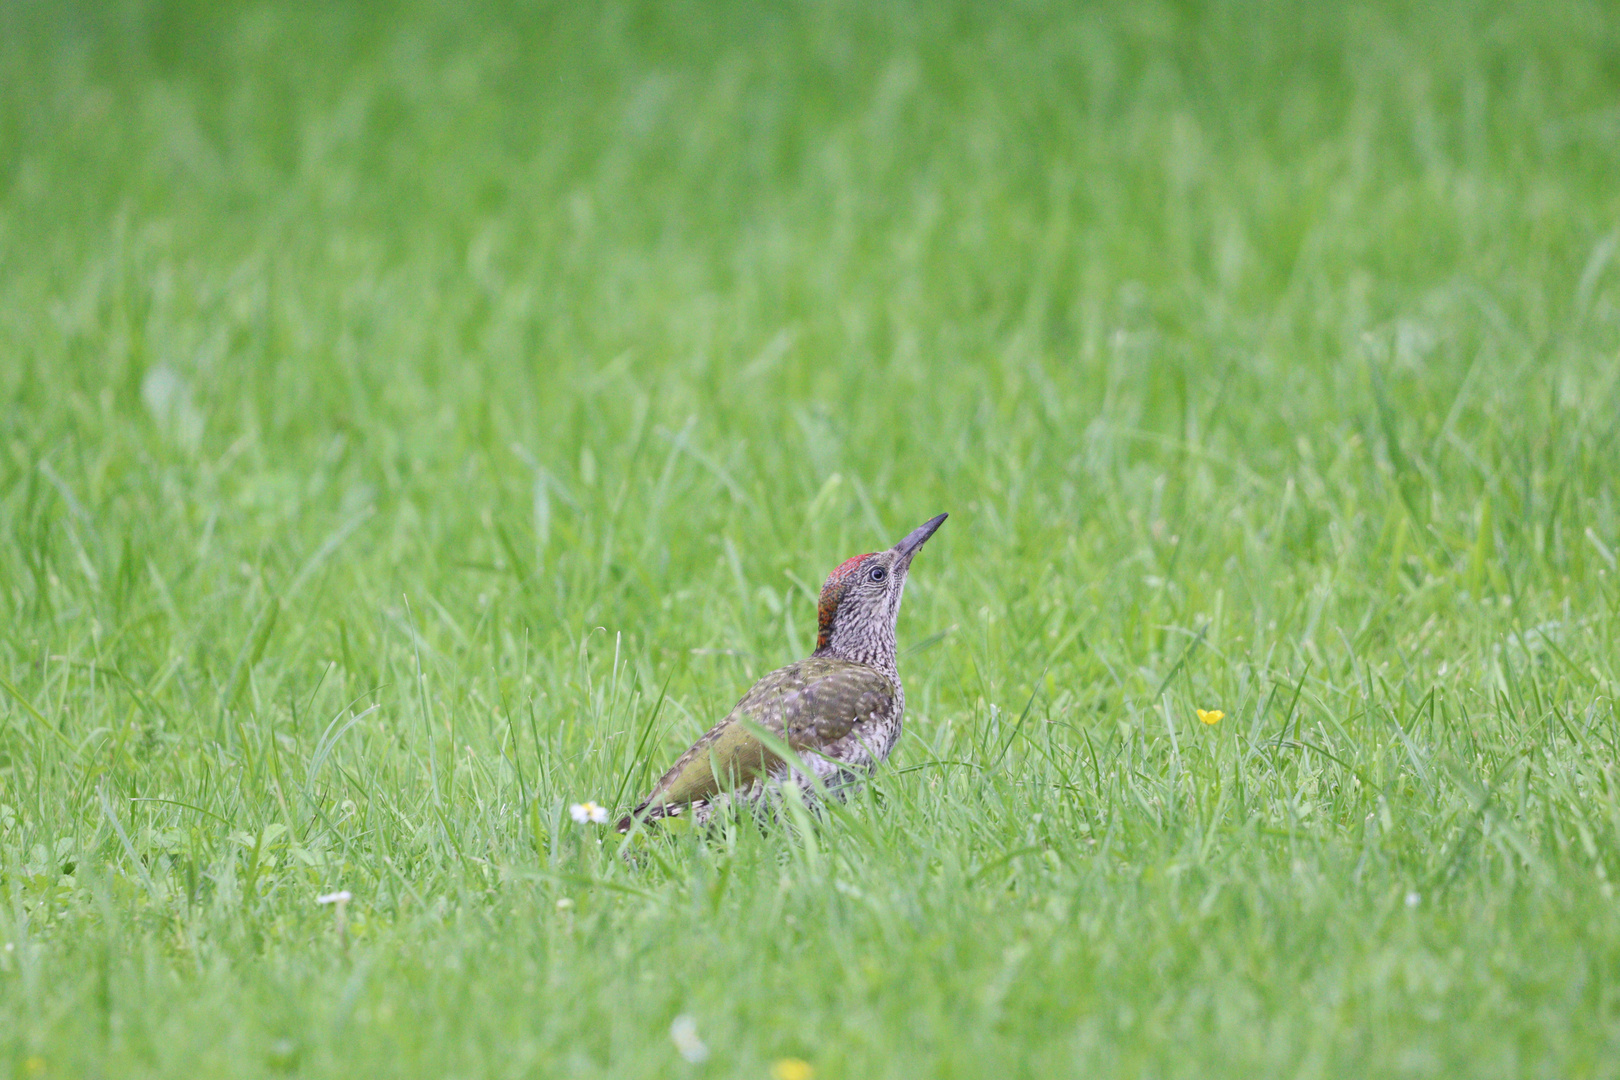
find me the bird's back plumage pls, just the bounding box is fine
[618,657,896,830]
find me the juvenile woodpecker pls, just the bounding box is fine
[617,513,947,831]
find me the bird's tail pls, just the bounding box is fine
[616,799,700,833]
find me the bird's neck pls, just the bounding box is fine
[816,627,900,685]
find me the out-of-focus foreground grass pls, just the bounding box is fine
[2,0,1619,1075]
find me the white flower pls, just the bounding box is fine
[670,1014,709,1063]
[317,890,352,905]
[569,801,609,825]
[1405,891,1421,908]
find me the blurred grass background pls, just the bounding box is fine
[3,0,1620,1076]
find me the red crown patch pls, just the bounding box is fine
[816,553,876,650]
[828,553,874,582]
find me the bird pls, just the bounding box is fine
[617,513,947,832]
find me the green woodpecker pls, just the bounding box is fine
[618,513,947,831]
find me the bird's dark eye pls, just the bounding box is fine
[869,565,887,582]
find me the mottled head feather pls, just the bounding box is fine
[817,553,876,651]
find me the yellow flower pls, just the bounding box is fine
[771,1060,815,1080]
[1196,708,1224,725]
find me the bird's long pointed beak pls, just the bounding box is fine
[893,513,948,563]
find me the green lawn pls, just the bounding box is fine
[4,0,1620,1075]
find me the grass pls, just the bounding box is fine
[3,0,1620,1075]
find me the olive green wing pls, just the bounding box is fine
[629,658,894,816]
